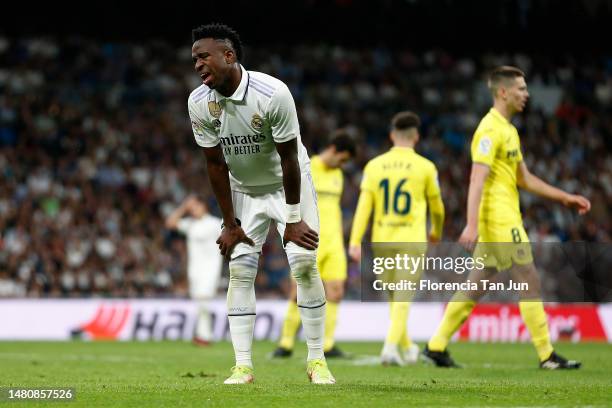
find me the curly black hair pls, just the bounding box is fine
[192,23,243,61]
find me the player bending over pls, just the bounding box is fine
[188,23,334,384]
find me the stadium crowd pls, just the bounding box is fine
[0,37,610,298]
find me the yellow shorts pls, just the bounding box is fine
[474,223,533,271]
[317,243,347,281]
[372,243,426,302]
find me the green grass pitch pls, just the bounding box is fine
[1,341,611,407]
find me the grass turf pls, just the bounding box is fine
[1,341,611,407]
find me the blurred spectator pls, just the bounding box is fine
[0,37,610,299]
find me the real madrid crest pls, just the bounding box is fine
[251,113,263,130]
[208,101,222,119]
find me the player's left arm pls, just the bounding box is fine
[517,161,591,214]
[270,84,318,250]
[348,190,374,262]
[275,140,318,250]
[426,166,445,242]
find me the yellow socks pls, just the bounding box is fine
[427,296,553,361]
[278,301,301,350]
[385,302,410,346]
[519,300,553,361]
[324,301,339,352]
[428,300,476,351]
[399,324,412,351]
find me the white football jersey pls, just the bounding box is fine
[188,65,310,195]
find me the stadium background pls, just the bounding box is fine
[0,0,611,342]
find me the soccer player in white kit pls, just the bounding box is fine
[165,195,222,346]
[187,23,335,384]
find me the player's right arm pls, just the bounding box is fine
[188,101,253,257]
[202,145,254,256]
[459,129,497,251]
[459,163,490,251]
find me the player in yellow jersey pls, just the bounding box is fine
[273,131,356,358]
[349,112,445,366]
[423,66,591,370]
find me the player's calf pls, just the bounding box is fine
[288,253,327,361]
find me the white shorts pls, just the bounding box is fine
[188,261,222,299]
[230,171,319,259]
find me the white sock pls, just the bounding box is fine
[195,300,213,341]
[382,342,398,356]
[229,315,255,367]
[288,253,326,361]
[227,253,258,368]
